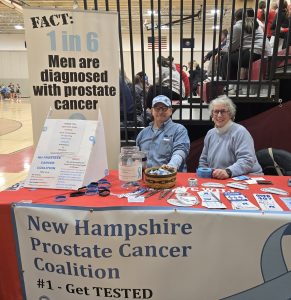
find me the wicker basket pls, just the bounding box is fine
[144,166,177,189]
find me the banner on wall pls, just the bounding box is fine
[12,205,291,300]
[23,8,120,169]
[24,111,108,190]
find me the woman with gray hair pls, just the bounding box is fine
[199,95,262,179]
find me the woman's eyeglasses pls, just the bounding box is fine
[212,109,229,116]
[153,106,170,112]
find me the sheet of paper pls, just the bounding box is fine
[25,119,98,190]
[280,197,291,210]
[253,194,283,211]
[127,196,145,203]
[198,191,226,209]
[230,200,260,210]
[245,179,257,185]
[224,192,259,210]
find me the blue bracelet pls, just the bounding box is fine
[55,195,67,202]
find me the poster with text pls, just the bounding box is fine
[23,8,119,169]
[25,116,108,190]
[12,205,291,300]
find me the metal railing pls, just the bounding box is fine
[84,0,291,143]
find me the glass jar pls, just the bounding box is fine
[119,147,142,182]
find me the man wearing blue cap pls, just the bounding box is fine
[136,95,190,172]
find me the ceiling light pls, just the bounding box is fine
[211,9,220,15]
[161,25,169,30]
[147,10,158,16]
[14,25,24,30]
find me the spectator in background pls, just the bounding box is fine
[146,56,185,109]
[120,71,134,123]
[188,60,207,96]
[0,83,4,101]
[221,8,266,90]
[199,95,262,179]
[8,83,15,101]
[257,0,266,29]
[135,71,150,93]
[120,71,147,126]
[168,56,190,98]
[134,72,151,125]
[15,83,21,103]
[204,28,228,77]
[266,2,278,39]
[270,1,290,51]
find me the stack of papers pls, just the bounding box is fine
[198,191,226,209]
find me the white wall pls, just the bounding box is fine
[0,32,216,95]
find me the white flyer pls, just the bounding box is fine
[253,194,283,211]
[224,192,259,210]
[280,197,291,210]
[198,191,226,209]
[25,116,108,190]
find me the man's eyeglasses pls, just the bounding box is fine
[153,106,170,112]
[212,109,229,116]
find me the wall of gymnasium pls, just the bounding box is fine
[0,32,215,97]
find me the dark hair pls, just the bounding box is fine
[235,8,259,33]
[222,28,228,37]
[235,8,243,21]
[259,1,266,9]
[168,56,174,62]
[259,1,266,21]
[157,56,171,67]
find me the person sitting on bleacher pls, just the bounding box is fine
[204,28,228,77]
[120,71,145,126]
[137,95,190,172]
[188,60,207,96]
[221,8,266,92]
[168,56,190,98]
[270,0,291,51]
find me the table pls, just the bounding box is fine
[1,171,291,300]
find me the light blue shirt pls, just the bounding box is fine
[136,119,190,171]
[199,122,262,176]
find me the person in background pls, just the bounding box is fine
[135,71,150,93]
[134,72,151,125]
[188,60,207,96]
[221,8,265,91]
[15,83,21,103]
[204,28,228,77]
[257,0,266,28]
[136,95,190,172]
[199,95,262,179]
[270,0,290,50]
[0,83,4,101]
[146,56,185,109]
[168,56,190,98]
[119,71,134,123]
[267,2,278,39]
[8,83,15,101]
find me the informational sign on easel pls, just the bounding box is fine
[25,111,108,190]
[23,8,120,169]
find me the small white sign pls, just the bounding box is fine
[25,115,108,190]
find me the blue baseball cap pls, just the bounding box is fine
[152,95,171,107]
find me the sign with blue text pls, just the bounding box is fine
[25,112,108,190]
[12,205,291,300]
[23,8,119,169]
